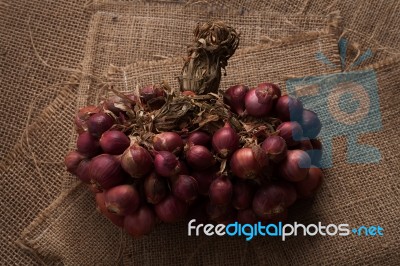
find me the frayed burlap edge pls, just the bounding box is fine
[0,85,78,172]
[359,55,400,71]
[15,182,82,265]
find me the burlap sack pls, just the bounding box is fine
[17,31,342,265]
[4,1,397,265]
[195,0,400,67]
[1,3,337,264]
[0,86,78,265]
[0,0,92,160]
[0,1,91,265]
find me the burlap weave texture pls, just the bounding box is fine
[2,1,399,265]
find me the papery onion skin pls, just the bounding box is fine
[154,195,187,223]
[223,84,249,115]
[87,183,102,194]
[252,184,291,219]
[187,131,211,147]
[74,105,100,134]
[185,145,216,170]
[294,138,314,161]
[173,175,199,203]
[301,109,322,139]
[77,131,101,157]
[230,148,266,180]
[244,88,274,117]
[212,122,239,158]
[153,132,184,154]
[87,113,115,138]
[95,193,124,227]
[104,184,140,216]
[103,94,136,115]
[124,206,156,237]
[64,150,85,174]
[261,135,287,163]
[144,172,168,204]
[89,154,124,189]
[276,182,297,207]
[182,90,196,97]
[154,151,181,178]
[139,85,166,110]
[274,95,303,122]
[295,167,323,198]
[209,175,233,206]
[276,121,303,146]
[121,144,153,178]
[139,85,166,103]
[256,82,281,103]
[75,159,91,184]
[279,150,311,182]
[100,130,130,155]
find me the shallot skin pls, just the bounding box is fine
[124,206,156,237]
[74,105,100,134]
[95,193,124,228]
[100,130,130,155]
[223,84,249,115]
[232,180,255,210]
[212,123,239,158]
[244,88,274,117]
[274,95,303,122]
[121,144,153,178]
[301,109,322,139]
[104,184,140,216]
[256,82,281,103]
[144,172,168,204]
[154,151,181,177]
[252,184,291,219]
[89,154,124,189]
[185,145,216,170]
[279,150,311,182]
[261,136,287,163]
[154,195,188,223]
[277,121,303,146]
[230,148,267,180]
[187,131,211,147]
[76,131,101,157]
[173,175,199,203]
[64,150,85,174]
[87,113,115,138]
[295,167,323,198]
[209,175,233,206]
[153,132,184,154]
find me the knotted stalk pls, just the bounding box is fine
[179,21,240,95]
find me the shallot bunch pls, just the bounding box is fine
[64,19,324,239]
[64,81,324,238]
